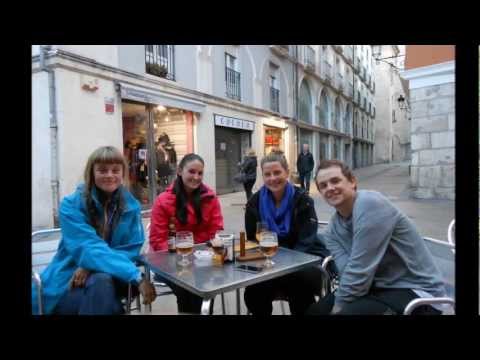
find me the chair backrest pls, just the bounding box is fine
[32,228,62,274]
[423,236,455,300]
[140,209,152,254]
[447,219,455,251]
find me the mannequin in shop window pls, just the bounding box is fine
[155,133,177,194]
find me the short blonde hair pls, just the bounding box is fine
[246,148,256,156]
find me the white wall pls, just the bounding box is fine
[55,68,124,200]
[56,45,119,68]
[32,71,54,229]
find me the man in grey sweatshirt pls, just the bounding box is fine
[307,160,446,315]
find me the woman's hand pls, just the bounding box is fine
[69,267,90,289]
[138,278,157,305]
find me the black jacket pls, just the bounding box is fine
[245,186,330,258]
[297,151,314,174]
[240,156,257,182]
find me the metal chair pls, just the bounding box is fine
[267,220,334,315]
[314,221,453,315]
[404,236,455,315]
[447,219,455,253]
[32,228,141,315]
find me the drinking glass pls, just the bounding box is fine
[256,222,268,243]
[176,231,194,266]
[259,231,278,268]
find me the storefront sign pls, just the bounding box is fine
[214,114,254,131]
[105,97,115,114]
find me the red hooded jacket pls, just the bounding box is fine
[149,183,224,251]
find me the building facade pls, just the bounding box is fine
[372,45,411,164]
[401,45,455,200]
[32,45,376,229]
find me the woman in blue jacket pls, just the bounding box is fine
[32,146,156,315]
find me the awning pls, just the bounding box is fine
[117,82,206,113]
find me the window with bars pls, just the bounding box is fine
[225,53,241,101]
[145,45,175,80]
[270,64,280,112]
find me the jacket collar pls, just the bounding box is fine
[77,184,140,213]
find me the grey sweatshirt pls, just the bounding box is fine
[321,190,446,309]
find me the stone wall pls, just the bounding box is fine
[410,83,455,199]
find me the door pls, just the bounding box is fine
[215,127,247,194]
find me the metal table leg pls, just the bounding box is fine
[236,288,241,315]
[201,299,212,315]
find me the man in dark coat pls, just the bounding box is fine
[296,143,315,194]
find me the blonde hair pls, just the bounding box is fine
[260,152,289,172]
[84,146,129,190]
[246,148,256,156]
[83,146,129,238]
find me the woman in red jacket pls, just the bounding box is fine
[149,153,224,313]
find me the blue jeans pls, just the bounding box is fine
[299,171,312,192]
[54,272,126,315]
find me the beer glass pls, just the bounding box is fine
[259,231,278,268]
[176,231,194,266]
[256,222,268,242]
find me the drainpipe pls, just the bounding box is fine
[39,45,60,227]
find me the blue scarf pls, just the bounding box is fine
[259,182,295,238]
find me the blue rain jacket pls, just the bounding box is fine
[32,184,144,315]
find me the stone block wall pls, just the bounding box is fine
[410,83,455,199]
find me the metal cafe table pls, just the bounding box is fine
[137,243,322,315]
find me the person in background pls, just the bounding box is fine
[296,143,314,195]
[149,153,224,313]
[238,148,258,202]
[32,146,156,315]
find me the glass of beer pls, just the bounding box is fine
[176,231,194,266]
[256,222,268,243]
[211,234,226,266]
[259,231,278,268]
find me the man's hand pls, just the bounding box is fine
[69,268,90,289]
[138,277,157,305]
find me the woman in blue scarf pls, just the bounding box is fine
[243,152,328,315]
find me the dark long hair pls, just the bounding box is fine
[173,153,205,225]
[83,146,128,239]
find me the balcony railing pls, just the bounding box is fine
[145,45,175,81]
[225,67,241,101]
[304,46,316,72]
[347,82,354,98]
[344,45,353,63]
[336,73,344,91]
[323,60,332,82]
[270,45,290,58]
[270,87,280,113]
[354,56,361,72]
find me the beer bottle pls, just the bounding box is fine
[168,216,176,253]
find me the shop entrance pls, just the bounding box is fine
[215,126,251,195]
[122,101,191,208]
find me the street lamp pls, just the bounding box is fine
[397,94,410,112]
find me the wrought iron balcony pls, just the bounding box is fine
[270,87,280,113]
[270,45,290,57]
[226,67,241,101]
[323,60,333,82]
[304,46,316,72]
[145,45,175,81]
[344,45,353,63]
